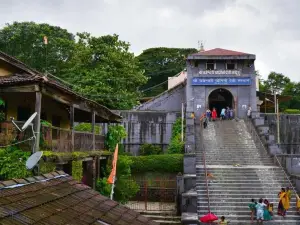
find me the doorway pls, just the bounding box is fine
[208,88,234,116]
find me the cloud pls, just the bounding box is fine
[0,0,299,81]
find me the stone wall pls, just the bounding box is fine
[135,83,185,111]
[103,111,179,155]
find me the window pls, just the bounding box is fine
[226,63,236,70]
[206,61,215,70]
[194,60,199,67]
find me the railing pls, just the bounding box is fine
[199,115,211,214]
[245,116,299,198]
[125,179,177,212]
[0,121,105,152]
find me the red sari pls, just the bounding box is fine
[212,109,217,120]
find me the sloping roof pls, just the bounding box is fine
[0,171,159,225]
[188,48,256,60]
[191,48,251,56]
[0,51,122,122]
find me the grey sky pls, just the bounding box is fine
[0,0,299,81]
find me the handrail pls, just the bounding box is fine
[246,116,299,198]
[199,116,211,214]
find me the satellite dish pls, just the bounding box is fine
[26,151,43,170]
[22,112,37,131]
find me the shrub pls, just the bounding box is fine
[139,143,163,155]
[167,118,185,154]
[105,125,127,151]
[130,154,183,173]
[72,160,83,182]
[284,109,300,114]
[0,147,31,180]
[167,133,185,154]
[97,155,139,203]
[74,123,101,134]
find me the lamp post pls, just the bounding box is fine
[265,97,280,144]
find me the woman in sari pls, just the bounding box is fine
[263,199,272,221]
[278,188,290,216]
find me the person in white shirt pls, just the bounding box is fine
[256,198,267,224]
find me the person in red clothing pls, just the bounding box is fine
[211,108,217,121]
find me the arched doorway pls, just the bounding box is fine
[208,88,234,116]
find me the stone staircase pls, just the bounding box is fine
[195,120,300,224]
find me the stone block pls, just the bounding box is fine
[257,126,269,135]
[253,118,264,126]
[184,155,196,173]
[269,144,283,155]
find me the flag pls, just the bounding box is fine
[107,144,119,184]
[43,36,48,45]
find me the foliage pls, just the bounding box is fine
[130,154,183,173]
[167,118,185,154]
[137,47,198,96]
[42,150,111,162]
[74,123,101,134]
[98,155,139,203]
[96,177,111,197]
[0,22,147,109]
[284,109,300,114]
[0,147,31,180]
[72,160,83,182]
[167,133,185,154]
[105,125,127,151]
[264,72,290,93]
[0,22,75,75]
[41,120,52,127]
[139,143,162,155]
[0,111,5,122]
[0,97,5,122]
[39,161,56,174]
[114,156,139,203]
[62,33,147,109]
[171,118,184,139]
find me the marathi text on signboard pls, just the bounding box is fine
[199,70,241,76]
[191,77,251,85]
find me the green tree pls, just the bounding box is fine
[264,72,290,93]
[137,47,198,96]
[281,82,300,110]
[62,33,147,109]
[0,22,75,75]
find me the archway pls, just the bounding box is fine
[208,88,234,116]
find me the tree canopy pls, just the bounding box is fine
[137,47,198,96]
[0,22,147,109]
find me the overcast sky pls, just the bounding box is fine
[0,0,299,81]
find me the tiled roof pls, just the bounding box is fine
[0,171,158,225]
[191,48,251,56]
[0,73,40,85]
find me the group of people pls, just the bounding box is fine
[206,107,234,121]
[248,187,292,224]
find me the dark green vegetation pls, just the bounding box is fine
[0,22,146,109]
[259,71,300,111]
[137,47,198,96]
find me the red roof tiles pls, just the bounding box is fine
[192,48,251,56]
[0,171,159,225]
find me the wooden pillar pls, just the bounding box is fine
[92,157,96,190]
[34,92,42,153]
[70,105,75,152]
[92,110,96,150]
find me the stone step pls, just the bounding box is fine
[197,205,299,211]
[197,213,300,221]
[196,179,289,184]
[197,201,298,207]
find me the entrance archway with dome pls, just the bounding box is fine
[208,88,234,116]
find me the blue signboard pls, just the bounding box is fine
[191,77,251,86]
